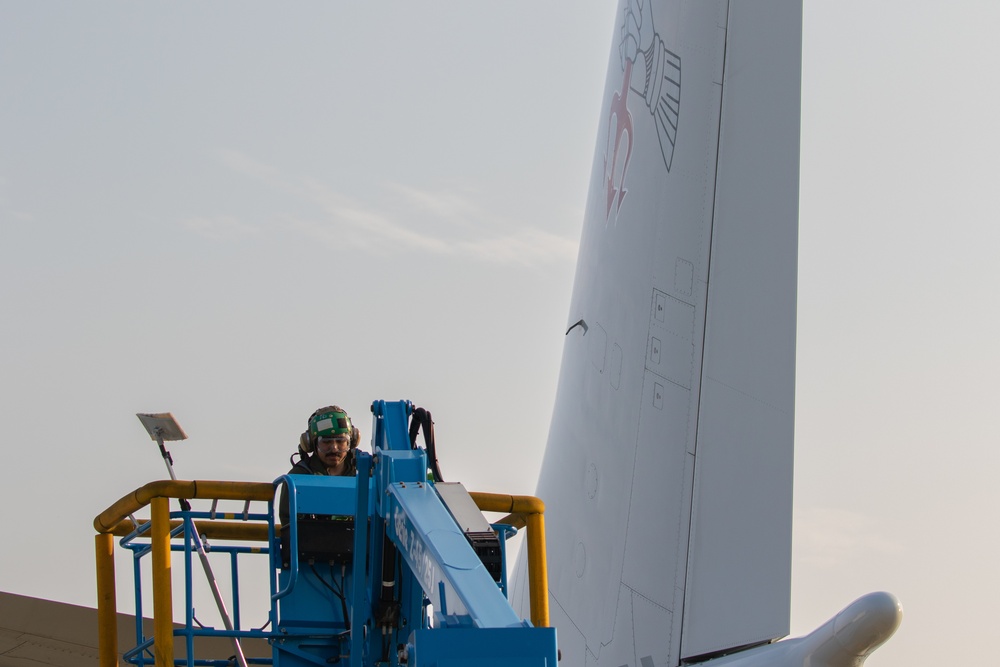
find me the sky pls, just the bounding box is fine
[1,2,998,667]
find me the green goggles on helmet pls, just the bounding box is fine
[309,409,352,440]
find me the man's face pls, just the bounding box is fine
[316,435,350,469]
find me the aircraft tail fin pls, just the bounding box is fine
[513,1,807,664]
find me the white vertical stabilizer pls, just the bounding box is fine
[508,1,894,666]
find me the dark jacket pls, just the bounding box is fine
[288,450,356,477]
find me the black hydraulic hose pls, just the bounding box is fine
[375,534,401,639]
[409,407,444,482]
[407,413,421,449]
[380,534,397,605]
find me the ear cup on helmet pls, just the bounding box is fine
[300,431,314,455]
[350,426,360,449]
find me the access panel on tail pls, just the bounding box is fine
[513,1,898,666]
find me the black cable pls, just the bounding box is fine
[423,410,444,483]
[410,407,444,482]
[407,413,421,449]
[393,548,405,655]
[309,562,350,631]
[308,562,340,597]
[333,564,350,632]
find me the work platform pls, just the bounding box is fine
[94,400,554,667]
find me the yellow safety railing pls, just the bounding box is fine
[468,492,549,629]
[93,481,273,667]
[94,480,548,667]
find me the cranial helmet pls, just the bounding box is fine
[300,406,360,455]
[309,406,352,440]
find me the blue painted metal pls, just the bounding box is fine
[183,513,195,664]
[492,524,517,598]
[409,627,558,666]
[371,399,413,453]
[367,400,557,665]
[119,511,273,666]
[350,452,372,667]
[272,474,373,602]
[384,480,523,628]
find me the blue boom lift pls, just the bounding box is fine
[95,400,556,667]
[274,400,555,666]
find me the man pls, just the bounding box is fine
[291,405,358,477]
[279,405,359,527]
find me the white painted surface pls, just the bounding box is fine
[526,0,802,664]
[681,0,801,657]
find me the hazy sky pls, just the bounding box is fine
[1,3,997,667]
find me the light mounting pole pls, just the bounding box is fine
[136,412,248,667]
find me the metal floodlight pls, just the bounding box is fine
[136,413,187,482]
[136,412,187,442]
